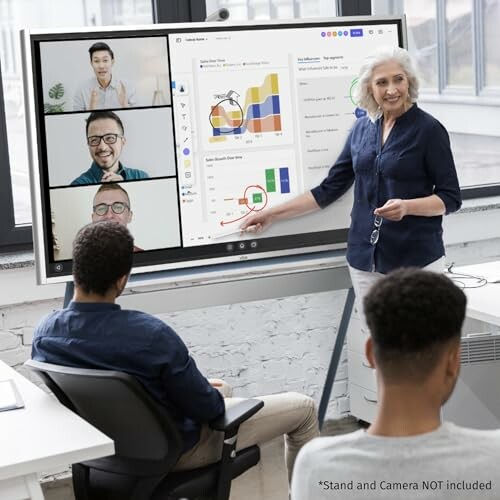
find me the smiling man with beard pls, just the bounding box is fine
[71,110,149,185]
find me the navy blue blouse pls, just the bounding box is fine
[311,105,461,274]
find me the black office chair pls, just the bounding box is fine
[25,359,263,500]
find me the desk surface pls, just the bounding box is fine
[0,360,114,482]
[452,261,500,326]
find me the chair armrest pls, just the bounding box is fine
[210,399,264,499]
[210,398,264,433]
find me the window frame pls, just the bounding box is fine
[152,0,206,22]
[336,0,371,16]
[0,57,32,250]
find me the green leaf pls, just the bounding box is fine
[44,101,66,113]
[48,83,65,100]
[53,102,66,113]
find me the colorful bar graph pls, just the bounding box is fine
[211,73,282,136]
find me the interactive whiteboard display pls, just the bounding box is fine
[22,17,405,284]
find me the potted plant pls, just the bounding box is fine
[44,83,66,113]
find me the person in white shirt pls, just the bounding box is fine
[73,41,136,111]
[292,268,500,499]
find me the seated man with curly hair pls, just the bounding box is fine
[293,268,500,499]
[32,222,319,482]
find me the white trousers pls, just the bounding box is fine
[348,256,446,331]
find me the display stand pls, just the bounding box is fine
[62,250,354,427]
[318,287,354,428]
[63,281,74,308]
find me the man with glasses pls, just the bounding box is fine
[71,110,149,185]
[91,183,143,252]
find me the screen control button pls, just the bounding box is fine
[238,242,246,250]
[250,241,258,249]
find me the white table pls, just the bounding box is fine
[451,261,500,326]
[443,261,500,429]
[0,360,114,500]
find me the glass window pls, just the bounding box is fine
[483,0,500,88]
[205,0,336,21]
[450,133,500,188]
[404,0,438,89]
[445,0,473,87]
[0,0,153,226]
[248,0,273,20]
[270,0,296,19]
[404,0,500,190]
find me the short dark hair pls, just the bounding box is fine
[88,41,114,60]
[86,110,124,137]
[363,268,466,381]
[72,222,133,295]
[94,183,130,206]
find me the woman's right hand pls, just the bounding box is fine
[240,209,274,234]
[239,192,320,234]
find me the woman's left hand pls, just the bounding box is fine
[374,199,408,221]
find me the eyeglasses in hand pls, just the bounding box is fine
[370,214,383,245]
[93,202,129,216]
[87,133,123,147]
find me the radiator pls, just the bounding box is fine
[443,333,500,429]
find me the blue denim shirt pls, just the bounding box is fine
[32,302,225,452]
[70,162,149,185]
[311,105,461,274]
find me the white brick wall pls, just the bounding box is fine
[0,298,62,385]
[158,290,350,417]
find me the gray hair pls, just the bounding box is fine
[354,46,419,121]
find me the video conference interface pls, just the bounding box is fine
[31,20,402,280]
